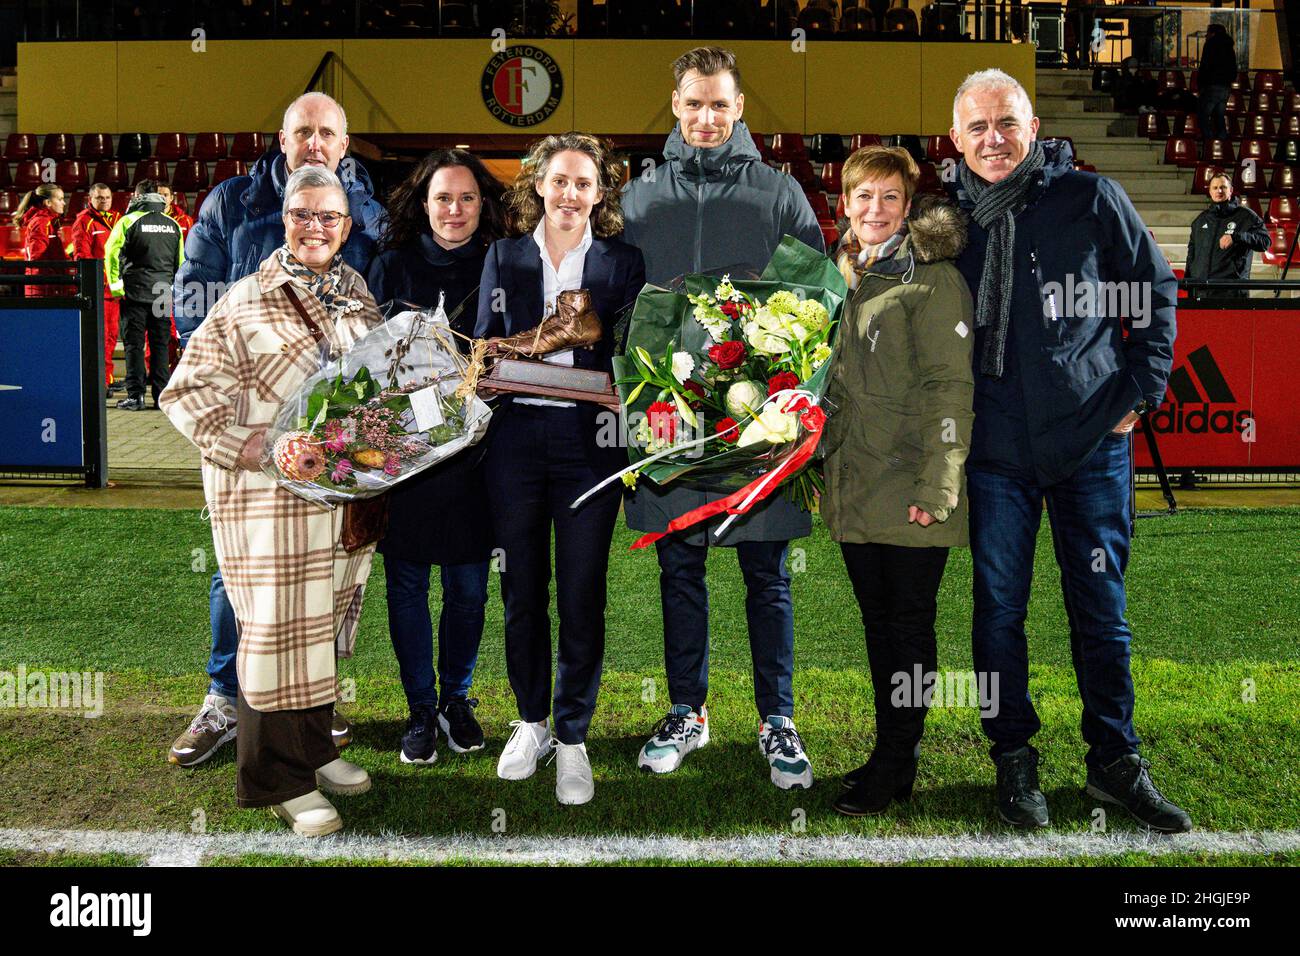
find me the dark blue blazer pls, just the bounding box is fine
[474,232,646,474]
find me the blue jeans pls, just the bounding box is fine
[655,536,795,719]
[384,556,489,712]
[207,570,240,701]
[1198,84,1230,144]
[968,434,1141,770]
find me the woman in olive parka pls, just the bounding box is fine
[821,146,975,818]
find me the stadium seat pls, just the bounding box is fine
[1267,194,1300,224]
[192,133,228,162]
[230,132,267,161]
[195,189,211,215]
[1261,224,1300,267]
[1277,113,1300,140]
[1225,92,1245,116]
[13,160,41,191]
[917,162,943,195]
[0,161,9,189]
[41,133,76,161]
[155,133,190,162]
[1242,194,1265,218]
[111,191,131,214]
[0,189,16,219]
[805,190,833,223]
[78,133,113,161]
[926,135,960,163]
[1191,163,1222,194]
[849,134,884,153]
[1249,91,1278,116]
[116,133,151,162]
[1253,71,1284,95]
[820,161,843,195]
[1173,113,1201,139]
[1138,112,1170,139]
[210,159,248,186]
[841,7,877,33]
[809,134,845,164]
[1,224,22,259]
[4,133,39,162]
[1280,90,1300,115]
[1270,164,1300,194]
[835,192,846,220]
[820,222,840,249]
[1238,138,1271,165]
[780,159,819,191]
[1234,158,1274,195]
[1164,137,1198,168]
[56,160,89,192]
[1092,67,1118,94]
[65,191,86,215]
[172,159,209,193]
[92,160,129,192]
[884,8,919,34]
[1203,139,1235,166]
[1230,71,1249,93]
[1157,69,1186,93]
[1242,113,1274,141]
[132,158,168,187]
[797,6,836,36]
[1275,138,1300,164]
[770,133,807,162]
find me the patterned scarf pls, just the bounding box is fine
[836,226,908,290]
[959,139,1046,377]
[277,246,365,322]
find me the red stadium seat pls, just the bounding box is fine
[55,159,89,192]
[4,133,39,162]
[1230,71,1249,93]
[1277,113,1300,140]
[805,190,833,223]
[0,161,10,189]
[78,133,113,161]
[1243,114,1278,141]
[210,159,248,186]
[192,133,228,161]
[1276,138,1300,165]
[1225,91,1245,116]
[1,224,23,259]
[1138,112,1170,139]
[195,189,211,215]
[926,135,960,163]
[0,189,16,219]
[770,133,807,162]
[13,160,42,191]
[1234,158,1274,195]
[1261,224,1300,267]
[1203,139,1234,165]
[1240,195,1264,218]
[230,132,267,161]
[92,160,129,192]
[1249,91,1277,115]
[111,191,131,214]
[808,133,845,164]
[820,161,842,195]
[1266,194,1300,224]
[116,133,150,162]
[155,133,190,162]
[1191,163,1222,194]
[1173,112,1201,139]
[1238,138,1270,164]
[1164,136,1198,168]
[917,162,943,195]
[849,133,884,152]
[41,133,76,161]
[780,159,819,191]
[835,192,845,220]
[1280,90,1300,116]
[1270,164,1300,194]
[65,191,86,215]
[1253,70,1284,94]
[132,158,168,187]
[820,223,840,249]
[172,159,209,193]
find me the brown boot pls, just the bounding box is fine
[487,289,602,358]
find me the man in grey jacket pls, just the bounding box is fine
[620,46,826,790]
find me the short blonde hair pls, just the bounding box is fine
[841,146,920,204]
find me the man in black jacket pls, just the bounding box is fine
[1186,172,1270,298]
[1197,23,1237,147]
[948,69,1192,834]
[105,179,184,410]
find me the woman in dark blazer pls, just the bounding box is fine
[474,132,645,805]
[366,149,507,766]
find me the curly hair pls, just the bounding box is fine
[505,132,626,238]
[383,148,508,251]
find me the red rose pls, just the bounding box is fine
[708,341,747,370]
[715,417,739,444]
[682,379,707,408]
[647,401,677,444]
[720,300,740,319]
[768,371,800,396]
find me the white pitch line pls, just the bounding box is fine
[3,827,1299,866]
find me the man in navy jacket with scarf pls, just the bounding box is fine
[947,69,1192,832]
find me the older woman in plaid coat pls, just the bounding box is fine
[161,166,382,837]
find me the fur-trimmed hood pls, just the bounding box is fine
[906,195,968,264]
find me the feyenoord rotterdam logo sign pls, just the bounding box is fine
[481,45,563,127]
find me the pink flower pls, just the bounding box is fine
[383,455,401,477]
[330,459,353,483]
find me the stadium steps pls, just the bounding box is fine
[0,72,16,140]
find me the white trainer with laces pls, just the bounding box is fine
[554,741,595,805]
[637,704,709,773]
[497,719,553,780]
[759,715,814,790]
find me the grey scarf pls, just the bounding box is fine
[959,140,1046,377]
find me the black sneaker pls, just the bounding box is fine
[116,397,144,411]
[400,707,438,765]
[1087,754,1193,833]
[996,746,1050,828]
[438,696,485,753]
[107,381,125,395]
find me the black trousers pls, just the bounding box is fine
[119,296,171,401]
[235,697,335,808]
[483,405,622,745]
[840,542,950,762]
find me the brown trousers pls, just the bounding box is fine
[236,697,336,808]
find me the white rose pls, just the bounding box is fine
[725,380,765,420]
[738,405,800,447]
[671,351,695,385]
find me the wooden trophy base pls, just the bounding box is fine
[482,357,621,409]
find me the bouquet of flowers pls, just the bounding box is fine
[573,236,848,546]
[262,302,492,507]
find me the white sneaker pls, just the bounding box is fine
[759,716,814,790]
[315,757,371,796]
[271,790,342,837]
[554,741,595,805]
[637,704,709,774]
[497,719,552,780]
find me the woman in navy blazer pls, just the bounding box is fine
[474,132,645,805]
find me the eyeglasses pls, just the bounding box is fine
[284,208,351,228]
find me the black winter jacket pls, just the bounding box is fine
[1185,197,1270,294]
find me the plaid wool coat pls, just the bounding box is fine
[160,252,383,712]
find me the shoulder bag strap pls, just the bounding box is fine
[281,283,325,344]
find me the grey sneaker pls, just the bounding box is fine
[168,694,237,767]
[1087,754,1193,833]
[995,746,1050,828]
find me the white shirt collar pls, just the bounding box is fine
[532,217,593,262]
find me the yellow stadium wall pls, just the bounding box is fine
[18,39,1036,138]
